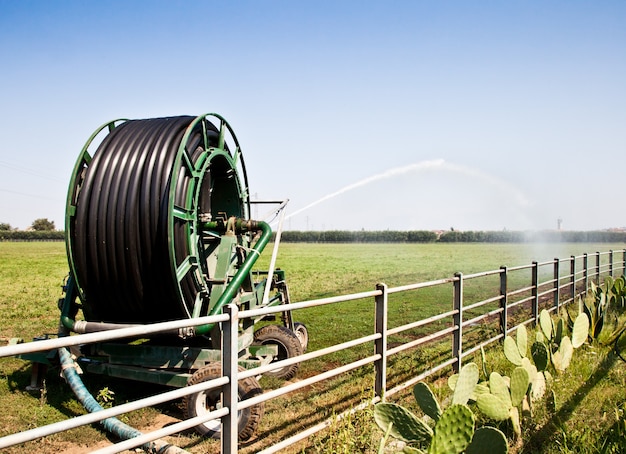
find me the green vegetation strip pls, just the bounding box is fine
[1,242,625,453]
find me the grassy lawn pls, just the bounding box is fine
[0,241,625,453]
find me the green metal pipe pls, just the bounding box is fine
[193,220,272,336]
[60,219,270,338]
[59,276,77,333]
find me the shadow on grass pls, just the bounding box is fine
[521,352,620,453]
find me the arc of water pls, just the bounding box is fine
[285,158,531,222]
[286,159,447,220]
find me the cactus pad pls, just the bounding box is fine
[374,403,433,443]
[552,336,573,372]
[428,404,474,454]
[536,330,545,344]
[466,426,509,454]
[504,336,523,365]
[413,382,442,422]
[520,357,537,383]
[448,373,458,391]
[452,362,479,406]
[572,312,590,348]
[531,341,549,371]
[531,370,546,401]
[516,324,528,358]
[555,318,564,345]
[489,372,512,408]
[540,310,553,341]
[476,393,511,421]
[510,406,522,438]
[510,367,530,407]
[473,383,490,400]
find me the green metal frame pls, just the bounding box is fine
[167,114,251,320]
[58,114,293,387]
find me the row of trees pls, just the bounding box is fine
[0,218,56,231]
[3,225,626,243]
[277,229,626,243]
[278,230,439,243]
[0,218,61,241]
[0,230,64,241]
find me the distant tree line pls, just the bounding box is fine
[0,218,62,241]
[276,230,626,243]
[0,230,64,241]
[277,230,439,243]
[2,226,626,243]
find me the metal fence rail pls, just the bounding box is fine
[0,249,624,453]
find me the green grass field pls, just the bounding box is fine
[1,241,625,453]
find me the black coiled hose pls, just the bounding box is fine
[69,116,228,324]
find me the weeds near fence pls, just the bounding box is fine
[371,293,626,454]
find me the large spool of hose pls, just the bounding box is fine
[65,114,250,324]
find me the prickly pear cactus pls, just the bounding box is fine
[452,363,479,406]
[474,382,490,400]
[555,318,564,345]
[504,336,523,366]
[413,382,442,422]
[540,310,554,341]
[374,402,433,444]
[448,373,458,391]
[476,393,511,421]
[509,406,522,437]
[476,372,513,422]
[510,367,530,407]
[489,372,512,408]
[428,404,474,454]
[536,330,545,344]
[520,357,535,381]
[516,324,528,358]
[552,336,573,372]
[465,426,509,454]
[531,341,549,371]
[531,368,546,401]
[572,312,590,348]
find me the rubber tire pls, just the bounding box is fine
[183,363,264,441]
[293,322,309,352]
[253,325,303,380]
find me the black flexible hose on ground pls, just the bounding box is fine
[70,116,222,324]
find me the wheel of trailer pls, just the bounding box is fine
[183,363,264,441]
[294,322,309,351]
[253,325,303,380]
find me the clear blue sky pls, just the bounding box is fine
[0,1,624,231]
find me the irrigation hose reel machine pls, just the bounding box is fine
[42,114,306,442]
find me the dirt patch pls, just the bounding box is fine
[136,412,182,435]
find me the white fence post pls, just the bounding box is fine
[374,283,388,401]
[583,252,589,292]
[499,266,508,337]
[531,262,539,323]
[569,256,576,304]
[452,273,463,373]
[222,304,239,454]
[554,258,560,312]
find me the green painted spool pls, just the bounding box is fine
[65,114,251,324]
